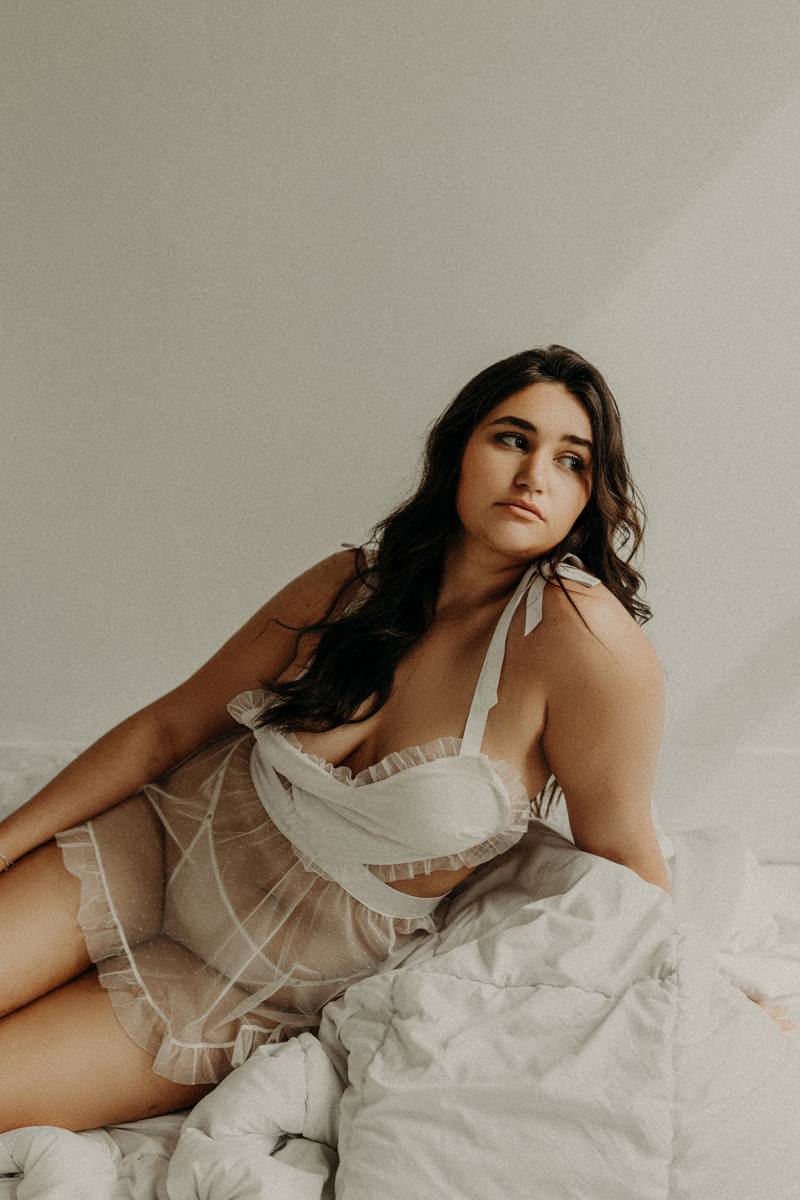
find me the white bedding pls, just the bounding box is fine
[323,823,800,1199]
[2,744,800,1199]
[0,1039,342,1200]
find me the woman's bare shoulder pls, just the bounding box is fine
[538,575,661,681]
[268,547,365,626]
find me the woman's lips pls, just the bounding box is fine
[495,501,544,522]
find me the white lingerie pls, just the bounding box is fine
[57,556,598,1084]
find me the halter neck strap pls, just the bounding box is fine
[459,555,599,757]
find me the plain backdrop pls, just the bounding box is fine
[2,1,799,859]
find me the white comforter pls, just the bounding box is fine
[325,822,800,1198]
[2,820,800,1199]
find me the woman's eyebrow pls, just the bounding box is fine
[488,415,593,451]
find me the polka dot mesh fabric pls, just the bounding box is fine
[57,729,531,1084]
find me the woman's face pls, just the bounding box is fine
[455,382,593,564]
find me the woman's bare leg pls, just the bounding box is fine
[0,970,213,1132]
[0,839,211,1130]
[0,841,91,1017]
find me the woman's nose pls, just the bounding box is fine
[515,452,546,492]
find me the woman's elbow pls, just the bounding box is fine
[573,835,672,896]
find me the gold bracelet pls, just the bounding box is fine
[0,847,14,871]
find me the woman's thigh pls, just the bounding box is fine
[0,969,213,1133]
[0,841,91,1017]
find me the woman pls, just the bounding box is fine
[0,345,671,1132]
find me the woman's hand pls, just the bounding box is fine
[539,579,671,893]
[0,551,362,864]
[752,1000,796,1032]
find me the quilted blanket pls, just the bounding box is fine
[2,741,800,1199]
[322,822,800,1199]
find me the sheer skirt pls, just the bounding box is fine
[57,733,443,1085]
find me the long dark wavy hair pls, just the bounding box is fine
[258,346,649,751]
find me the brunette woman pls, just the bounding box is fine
[0,346,671,1131]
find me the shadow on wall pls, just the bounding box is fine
[657,602,800,862]
[669,603,800,756]
[567,88,800,860]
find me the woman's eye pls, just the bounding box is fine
[559,454,585,473]
[495,432,528,450]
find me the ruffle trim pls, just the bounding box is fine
[57,826,128,963]
[236,800,445,925]
[104,985,317,1086]
[56,825,319,1085]
[280,731,532,884]
[230,688,552,883]
[228,689,270,728]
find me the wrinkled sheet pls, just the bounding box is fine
[0,1035,342,1200]
[0,1114,185,1200]
[166,1033,341,1200]
[3,736,800,1199]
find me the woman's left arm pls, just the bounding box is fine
[540,584,671,894]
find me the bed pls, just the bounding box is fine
[2,739,799,1199]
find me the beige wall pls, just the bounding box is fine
[571,90,800,856]
[2,1,798,853]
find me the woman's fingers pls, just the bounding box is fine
[754,1000,796,1032]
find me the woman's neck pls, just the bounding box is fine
[436,537,533,617]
